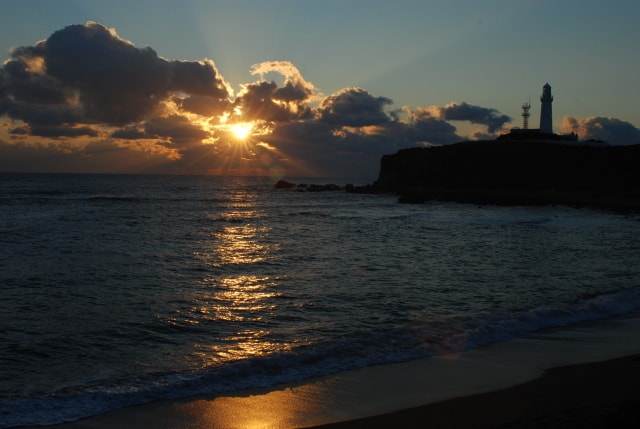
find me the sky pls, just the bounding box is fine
[1,0,639,178]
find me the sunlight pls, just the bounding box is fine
[230,122,254,140]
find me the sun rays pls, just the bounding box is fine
[229,122,254,140]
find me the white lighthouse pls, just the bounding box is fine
[539,83,553,133]
[498,83,578,142]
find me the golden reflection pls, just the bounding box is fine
[184,375,340,429]
[192,327,299,367]
[194,186,272,266]
[184,187,294,365]
[181,272,292,366]
[211,275,280,322]
[211,225,271,266]
[185,275,281,324]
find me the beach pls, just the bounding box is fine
[315,354,640,429]
[20,314,640,429]
[4,175,640,428]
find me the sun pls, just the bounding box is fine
[229,122,254,140]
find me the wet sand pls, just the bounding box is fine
[313,354,640,429]
[19,315,640,429]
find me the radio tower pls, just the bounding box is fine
[521,101,531,130]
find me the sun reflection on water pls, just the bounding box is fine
[208,275,280,322]
[210,225,273,266]
[183,185,295,366]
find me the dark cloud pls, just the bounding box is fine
[111,115,209,150]
[27,124,99,138]
[0,58,68,105]
[250,61,315,103]
[178,95,230,117]
[260,105,462,177]
[4,22,634,178]
[170,60,229,98]
[430,102,511,133]
[404,116,461,145]
[274,80,314,103]
[0,98,83,127]
[262,120,381,177]
[0,138,173,174]
[317,87,393,127]
[111,126,149,140]
[232,61,315,123]
[0,69,5,99]
[144,115,209,147]
[561,116,640,145]
[1,22,231,127]
[235,81,306,122]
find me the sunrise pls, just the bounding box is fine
[1,1,640,429]
[229,122,254,140]
[2,2,639,178]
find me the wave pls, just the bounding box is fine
[0,191,231,205]
[450,286,640,352]
[207,212,267,223]
[3,286,640,428]
[86,195,150,203]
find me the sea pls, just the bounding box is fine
[1,173,640,428]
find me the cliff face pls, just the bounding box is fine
[375,140,640,210]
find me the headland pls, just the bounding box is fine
[370,140,640,212]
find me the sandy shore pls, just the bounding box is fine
[17,314,640,429]
[313,354,640,429]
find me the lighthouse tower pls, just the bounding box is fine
[539,83,553,133]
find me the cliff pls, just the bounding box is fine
[374,140,640,211]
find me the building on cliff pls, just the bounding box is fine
[539,83,553,133]
[498,83,580,144]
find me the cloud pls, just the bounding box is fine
[0,98,83,129]
[259,100,464,177]
[0,56,68,105]
[177,94,230,117]
[426,102,511,133]
[10,22,633,178]
[0,22,234,172]
[234,80,311,122]
[560,116,640,145]
[317,87,393,127]
[1,22,231,126]
[233,61,316,122]
[250,61,316,103]
[144,115,209,148]
[0,137,171,174]
[27,124,99,138]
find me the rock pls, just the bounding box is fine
[274,180,343,192]
[274,179,296,189]
[345,183,379,194]
[373,140,640,212]
[305,183,341,192]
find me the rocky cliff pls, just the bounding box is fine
[374,140,640,211]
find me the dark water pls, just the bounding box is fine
[1,173,639,427]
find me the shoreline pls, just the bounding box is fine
[392,187,640,213]
[16,313,640,429]
[311,353,640,429]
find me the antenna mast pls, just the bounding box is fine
[521,101,531,130]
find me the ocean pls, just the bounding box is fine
[1,173,639,428]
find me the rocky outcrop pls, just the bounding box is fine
[274,179,296,189]
[274,180,344,192]
[374,140,640,211]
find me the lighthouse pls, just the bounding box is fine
[539,83,553,133]
[498,83,578,142]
